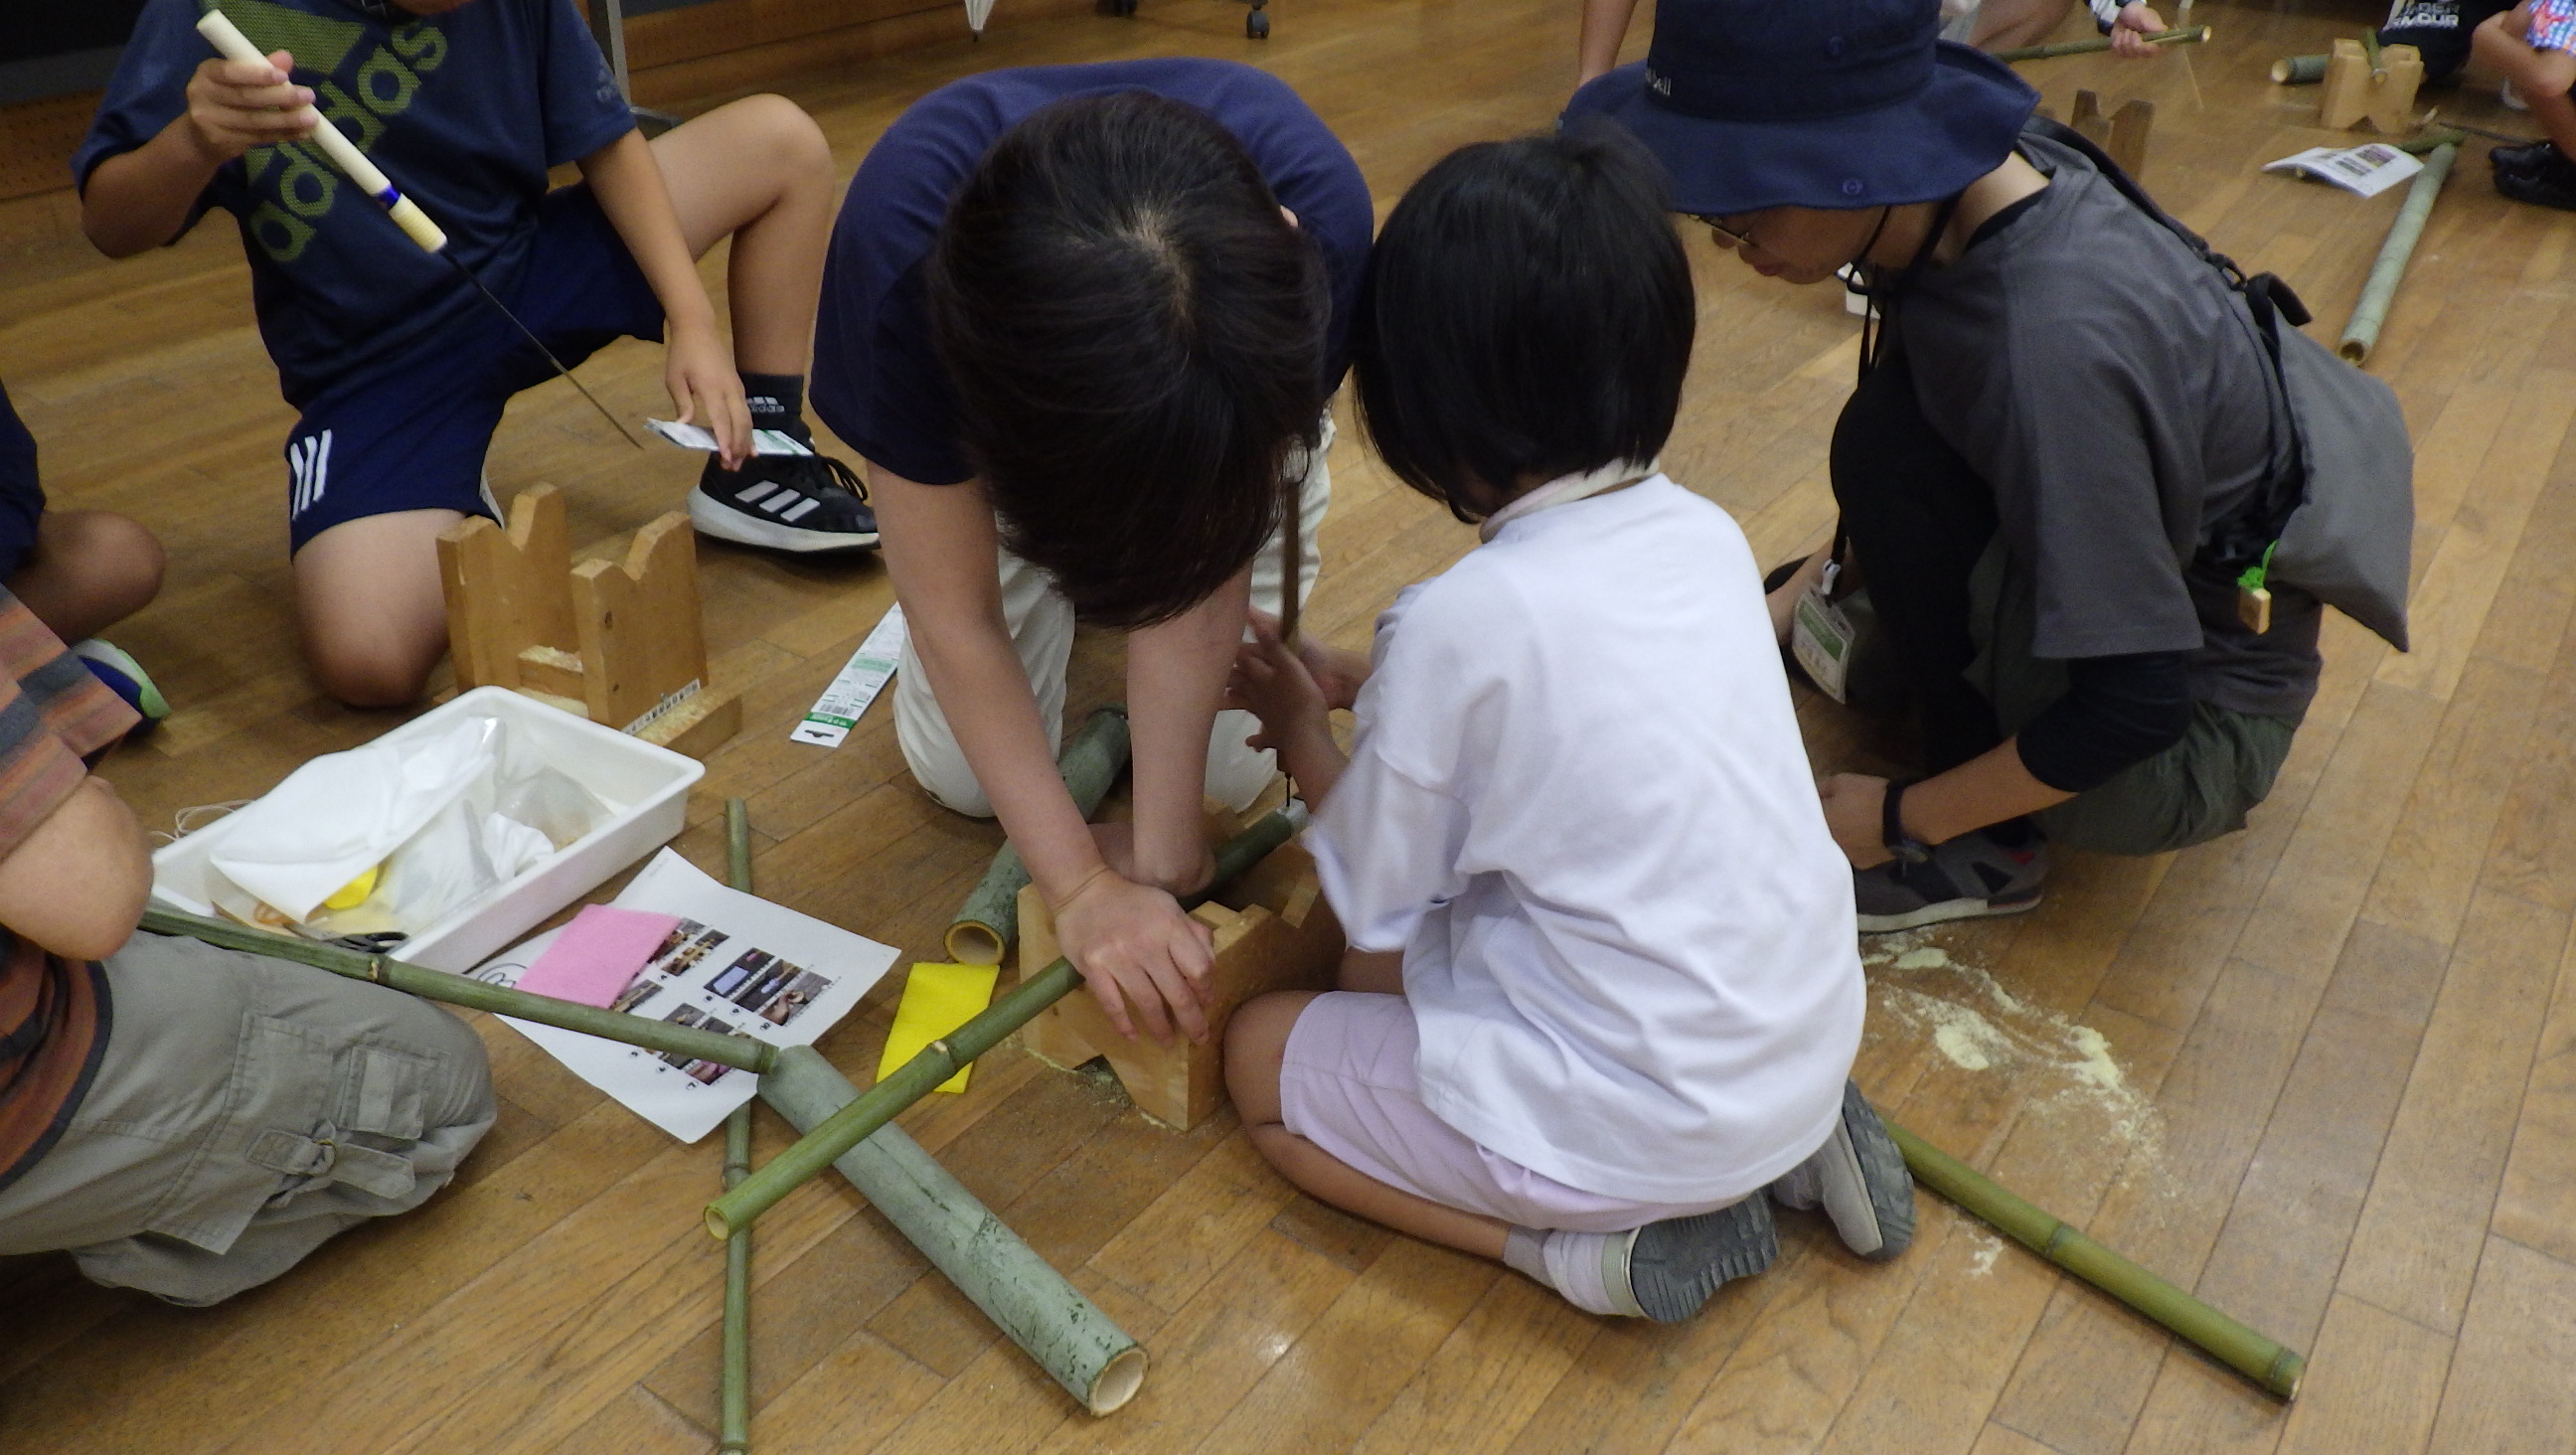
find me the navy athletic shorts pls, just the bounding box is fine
[281,184,663,552]
[0,380,45,582]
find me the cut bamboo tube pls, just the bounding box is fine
[710,805,1306,1239]
[2339,141,2457,364]
[1993,24,2209,63]
[138,906,778,1071]
[759,1047,1148,1415]
[2272,53,2328,83]
[720,800,754,1455]
[1888,1122,2306,1399]
[944,707,1133,965]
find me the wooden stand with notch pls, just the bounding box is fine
[437,484,742,757]
[2051,89,2156,177]
[2320,38,2422,132]
[1017,828,1346,1130]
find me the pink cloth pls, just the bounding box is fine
[1278,992,1747,1233]
[517,905,682,1007]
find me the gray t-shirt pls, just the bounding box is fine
[1893,132,2323,721]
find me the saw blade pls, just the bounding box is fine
[441,250,645,449]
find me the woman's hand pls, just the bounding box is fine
[664,322,750,468]
[1819,771,1895,870]
[2109,4,2172,59]
[1227,613,1335,753]
[1050,867,1216,1045]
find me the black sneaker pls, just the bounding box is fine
[1852,826,2048,933]
[2495,152,2576,212]
[2490,137,2559,174]
[1609,1196,1779,1322]
[1769,1079,1916,1260]
[690,451,879,553]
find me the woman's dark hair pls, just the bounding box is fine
[928,91,1330,628]
[1354,123,1694,521]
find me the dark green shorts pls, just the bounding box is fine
[1965,542,2300,858]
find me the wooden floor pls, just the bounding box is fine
[5,1,2575,1451]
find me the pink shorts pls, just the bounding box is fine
[1278,991,1742,1233]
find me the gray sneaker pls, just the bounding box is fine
[1607,1196,1779,1322]
[1770,1080,1915,1260]
[1852,828,2047,933]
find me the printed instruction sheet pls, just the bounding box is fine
[469,848,898,1141]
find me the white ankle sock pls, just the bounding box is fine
[1504,1225,1629,1316]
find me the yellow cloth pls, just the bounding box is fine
[878,962,1002,1094]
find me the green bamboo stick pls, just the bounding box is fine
[138,906,778,1071]
[720,799,755,1455]
[943,707,1132,965]
[1888,1122,2306,1400]
[1993,24,2209,63]
[2362,29,2386,81]
[758,1046,1148,1414]
[709,805,1306,1240]
[2339,141,2458,364]
[2270,53,2328,83]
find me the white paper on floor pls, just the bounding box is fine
[469,848,898,1141]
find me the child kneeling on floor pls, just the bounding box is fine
[1222,126,1915,1322]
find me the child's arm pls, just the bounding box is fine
[577,131,753,467]
[0,776,150,961]
[1228,613,1355,804]
[82,51,316,258]
[1576,0,1645,84]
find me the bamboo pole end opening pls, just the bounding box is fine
[1085,1346,1149,1415]
[2269,1349,2308,1401]
[945,921,1007,965]
[2338,339,2370,363]
[705,1206,735,1241]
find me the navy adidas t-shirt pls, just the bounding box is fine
[77,0,636,405]
[812,60,1373,487]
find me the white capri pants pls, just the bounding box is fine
[895,412,1335,816]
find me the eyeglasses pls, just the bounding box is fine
[1690,214,1756,248]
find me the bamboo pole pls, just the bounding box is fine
[2271,53,2328,83]
[1993,24,2209,63]
[758,1046,1149,1414]
[138,906,778,1071]
[943,707,1133,965]
[710,805,1306,1240]
[2339,140,2458,364]
[720,800,755,1455]
[1887,1122,2306,1399]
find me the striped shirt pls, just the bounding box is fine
[0,591,137,1192]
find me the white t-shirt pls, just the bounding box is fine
[1309,476,1864,1204]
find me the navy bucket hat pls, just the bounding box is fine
[1562,0,2039,217]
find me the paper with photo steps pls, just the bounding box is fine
[469,848,899,1142]
[646,417,815,457]
[793,604,905,747]
[878,962,1002,1094]
[2262,143,2424,198]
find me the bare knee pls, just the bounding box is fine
[1224,991,1317,1128]
[712,93,833,183]
[304,629,439,708]
[12,511,166,640]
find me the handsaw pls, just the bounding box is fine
[197,8,645,450]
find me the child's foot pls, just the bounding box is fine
[1851,825,2047,932]
[690,451,881,554]
[71,639,169,740]
[1503,1199,1777,1323]
[2491,137,2560,173]
[2495,151,2576,212]
[1769,1079,1916,1260]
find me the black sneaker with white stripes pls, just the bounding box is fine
[690,451,880,553]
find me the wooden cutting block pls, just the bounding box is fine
[1017,836,1346,1130]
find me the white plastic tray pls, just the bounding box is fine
[150,687,704,972]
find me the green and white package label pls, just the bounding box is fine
[792,604,905,747]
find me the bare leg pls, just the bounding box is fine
[7,510,164,644]
[647,95,838,376]
[2482,19,2576,153]
[292,509,462,707]
[1224,991,1512,1260]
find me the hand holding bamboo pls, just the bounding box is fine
[1993,24,2210,63]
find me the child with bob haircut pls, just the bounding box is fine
[1222,125,1915,1323]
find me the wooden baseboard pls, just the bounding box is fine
[628,0,1101,106]
[0,91,97,203]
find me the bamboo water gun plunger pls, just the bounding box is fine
[195,7,644,449]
